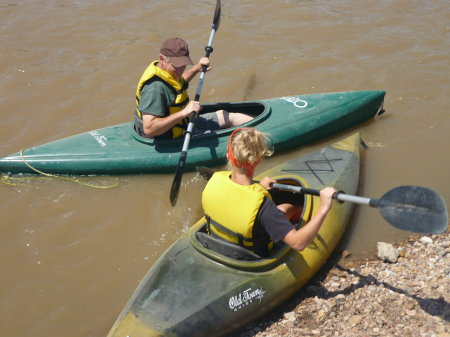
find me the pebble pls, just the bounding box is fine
[233,231,450,337]
[377,242,399,263]
[420,236,433,244]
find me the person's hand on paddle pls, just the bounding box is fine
[260,177,276,190]
[180,100,202,118]
[196,57,212,72]
[318,187,337,214]
[182,57,212,82]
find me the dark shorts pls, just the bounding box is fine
[192,112,220,135]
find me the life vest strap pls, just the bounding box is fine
[205,214,253,247]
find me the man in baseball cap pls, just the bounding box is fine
[133,37,254,139]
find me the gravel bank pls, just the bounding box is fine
[229,231,450,337]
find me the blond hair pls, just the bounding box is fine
[228,128,273,169]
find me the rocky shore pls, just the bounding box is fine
[230,231,450,337]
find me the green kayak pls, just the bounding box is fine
[0,91,382,175]
[107,133,361,337]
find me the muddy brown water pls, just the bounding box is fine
[1,1,448,336]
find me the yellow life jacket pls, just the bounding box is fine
[134,60,189,139]
[202,171,273,251]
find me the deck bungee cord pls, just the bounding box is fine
[1,149,119,189]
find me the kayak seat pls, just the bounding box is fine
[196,231,263,261]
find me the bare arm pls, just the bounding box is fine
[142,100,201,137]
[182,57,211,83]
[282,187,336,251]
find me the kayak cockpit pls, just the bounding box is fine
[129,102,267,145]
[190,177,309,270]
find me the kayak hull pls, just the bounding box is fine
[107,133,362,337]
[0,91,382,175]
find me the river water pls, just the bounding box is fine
[1,1,448,336]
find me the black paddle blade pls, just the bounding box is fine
[377,186,448,234]
[170,153,187,206]
[213,0,221,31]
[169,174,180,206]
[196,166,215,181]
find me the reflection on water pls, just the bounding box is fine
[0,1,448,336]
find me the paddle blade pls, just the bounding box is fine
[377,186,448,234]
[196,166,215,181]
[213,0,221,31]
[170,152,188,206]
[169,174,181,207]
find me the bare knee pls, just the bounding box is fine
[215,110,254,128]
[278,203,303,222]
[215,110,231,128]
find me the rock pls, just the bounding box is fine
[316,309,327,322]
[342,250,351,258]
[284,311,296,322]
[405,302,415,310]
[329,282,341,289]
[336,294,346,301]
[420,236,433,244]
[377,242,399,263]
[348,315,363,327]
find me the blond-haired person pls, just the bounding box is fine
[202,127,337,257]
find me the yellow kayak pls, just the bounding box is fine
[108,132,361,337]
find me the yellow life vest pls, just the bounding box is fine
[134,60,189,139]
[202,171,273,251]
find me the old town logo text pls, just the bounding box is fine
[89,130,107,147]
[229,287,265,311]
[280,96,308,108]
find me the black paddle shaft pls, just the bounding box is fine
[170,0,221,207]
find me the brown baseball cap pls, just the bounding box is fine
[160,38,194,67]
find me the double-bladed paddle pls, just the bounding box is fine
[196,166,448,235]
[170,0,221,207]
